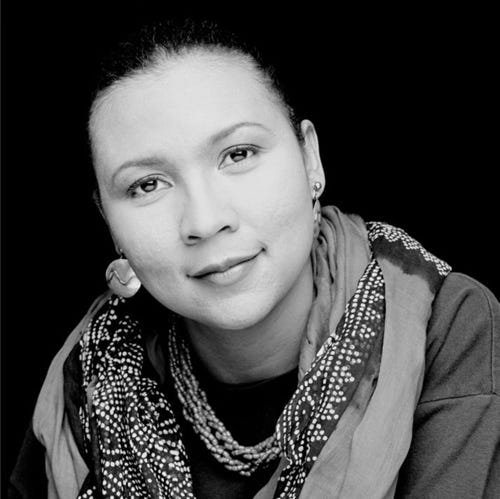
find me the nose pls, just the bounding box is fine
[180,175,239,244]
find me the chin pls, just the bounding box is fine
[192,296,276,332]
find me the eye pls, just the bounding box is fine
[220,145,257,168]
[127,175,171,198]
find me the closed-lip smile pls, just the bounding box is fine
[190,252,260,278]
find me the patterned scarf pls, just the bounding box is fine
[33,206,451,498]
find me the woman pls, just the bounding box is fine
[9,18,499,498]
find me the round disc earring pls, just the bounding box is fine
[105,251,142,298]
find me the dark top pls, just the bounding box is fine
[164,357,298,499]
[9,273,500,498]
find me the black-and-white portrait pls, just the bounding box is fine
[3,3,498,498]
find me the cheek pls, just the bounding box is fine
[241,147,313,242]
[105,206,178,272]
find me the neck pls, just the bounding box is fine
[182,258,314,384]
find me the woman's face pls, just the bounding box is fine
[92,53,324,330]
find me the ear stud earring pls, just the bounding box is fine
[312,181,322,200]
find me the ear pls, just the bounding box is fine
[93,187,122,256]
[299,119,326,196]
[93,187,106,220]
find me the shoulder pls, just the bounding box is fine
[421,272,500,402]
[397,274,500,497]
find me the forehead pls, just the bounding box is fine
[91,54,286,170]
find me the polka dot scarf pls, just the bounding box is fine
[77,300,194,498]
[75,217,450,498]
[273,259,385,497]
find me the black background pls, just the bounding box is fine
[1,1,497,487]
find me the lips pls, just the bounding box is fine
[190,252,260,278]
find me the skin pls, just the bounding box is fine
[91,52,325,383]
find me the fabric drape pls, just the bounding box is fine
[32,206,451,498]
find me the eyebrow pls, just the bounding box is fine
[111,121,272,183]
[207,121,272,146]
